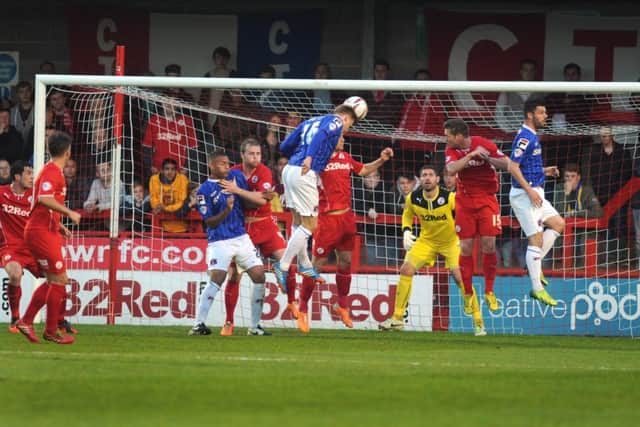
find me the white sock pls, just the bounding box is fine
[195,281,220,325]
[526,246,543,292]
[250,282,265,329]
[541,229,561,259]
[280,226,312,271]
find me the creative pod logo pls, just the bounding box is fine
[570,281,640,330]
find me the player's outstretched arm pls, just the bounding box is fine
[39,195,81,225]
[359,147,394,176]
[446,146,489,174]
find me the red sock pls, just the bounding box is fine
[224,280,239,323]
[58,289,68,323]
[21,282,50,324]
[459,255,474,295]
[286,264,297,304]
[336,267,351,308]
[483,252,497,294]
[8,285,22,320]
[299,276,315,313]
[45,284,66,335]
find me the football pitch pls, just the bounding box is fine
[1,326,638,427]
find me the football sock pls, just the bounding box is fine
[58,289,68,323]
[299,276,315,313]
[336,267,351,308]
[286,264,297,304]
[393,274,413,320]
[250,282,265,329]
[8,284,21,320]
[526,246,544,291]
[296,226,313,269]
[459,255,474,295]
[483,252,497,294]
[224,280,239,323]
[45,283,66,335]
[195,281,220,325]
[280,226,312,271]
[21,282,50,324]
[541,229,561,259]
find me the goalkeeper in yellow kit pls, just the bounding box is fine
[379,165,486,336]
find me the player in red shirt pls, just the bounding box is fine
[142,104,197,174]
[444,118,509,313]
[220,137,298,336]
[297,138,393,332]
[16,131,81,344]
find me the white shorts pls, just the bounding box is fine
[282,164,319,217]
[509,187,560,237]
[206,234,263,272]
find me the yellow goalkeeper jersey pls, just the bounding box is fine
[402,187,457,246]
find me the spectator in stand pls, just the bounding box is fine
[582,126,633,264]
[163,64,195,103]
[441,169,456,192]
[121,181,151,232]
[362,59,403,126]
[199,46,234,128]
[83,161,126,213]
[257,65,285,112]
[308,62,337,112]
[64,158,91,210]
[39,61,56,74]
[397,68,446,146]
[0,159,11,185]
[632,158,640,267]
[10,81,34,149]
[0,109,25,164]
[285,111,302,131]
[271,155,288,213]
[353,170,398,265]
[260,113,283,169]
[149,158,189,233]
[395,172,418,211]
[545,63,593,127]
[495,59,538,133]
[142,102,197,177]
[48,89,74,137]
[215,90,259,163]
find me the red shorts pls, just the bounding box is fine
[0,245,42,278]
[312,211,357,258]
[455,194,502,239]
[24,229,66,274]
[245,217,287,258]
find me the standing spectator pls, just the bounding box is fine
[64,158,91,210]
[163,64,195,103]
[0,109,25,164]
[545,63,593,126]
[0,159,11,185]
[582,126,633,263]
[260,113,283,169]
[83,161,126,213]
[441,169,457,192]
[199,46,234,128]
[48,90,74,137]
[10,81,34,149]
[142,103,197,176]
[149,158,189,233]
[395,172,417,211]
[495,59,538,133]
[362,59,403,126]
[271,155,288,213]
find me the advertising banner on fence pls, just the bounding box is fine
[1,269,433,331]
[449,276,640,336]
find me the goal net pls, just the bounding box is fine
[23,75,640,337]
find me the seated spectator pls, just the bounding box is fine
[142,102,197,176]
[10,81,34,149]
[163,64,195,103]
[121,181,151,232]
[48,89,74,137]
[0,108,25,164]
[553,163,603,267]
[395,172,418,211]
[149,158,189,233]
[83,161,126,213]
[545,63,593,127]
[495,59,538,133]
[361,59,403,126]
[64,158,91,210]
[0,159,10,185]
[353,170,398,265]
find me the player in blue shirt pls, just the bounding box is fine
[508,98,566,306]
[189,151,273,336]
[273,103,359,288]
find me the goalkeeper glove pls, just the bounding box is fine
[403,230,417,251]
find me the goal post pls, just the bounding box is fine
[29,73,640,336]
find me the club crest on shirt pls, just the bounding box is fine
[437,197,445,205]
[251,175,258,183]
[262,182,271,190]
[42,181,52,191]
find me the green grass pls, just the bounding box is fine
[1,326,639,427]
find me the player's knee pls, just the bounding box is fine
[400,263,416,276]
